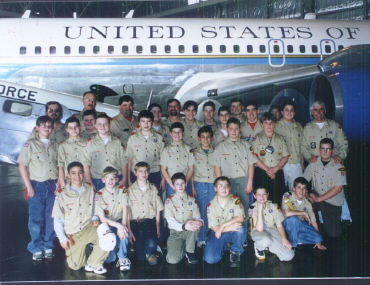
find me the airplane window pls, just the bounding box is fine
[192,45,199,53]
[136,45,143,54]
[311,45,318,53]
[287,45,293,53]
[179,45,185,53]
[64,46,71,54]
[93,46,100,54]
[150,45,157,54]
[108,46,114,54]
[273,45,279,53]
[338,45,344,50]
[206,45,212,53]
[233,45,240,53]
[299,45,306,53]
[122,45,128,54]
[3,100,32,117]
[79,46,85,54]
[220,45,226,53]
[259,45,266,53]
[20,47,26,55]
[325,45,331,53]
[49,46,56,55]
[247,45,253,53]
[35,46,41,55]
[165,45,171,53]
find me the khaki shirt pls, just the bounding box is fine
[80,129,97,140]
[82,133,127,179]
[211,138,257,179]
[164,193,200,227]
[302,119,348,161]
[126,130,165,173]
[152,122,171,145]
[251,201,284,229]
[58,137,88,176]
[240,121,263,143]
[110,113,139,148]
[212,127,228,147]
[128,181,163,220]
[181,118,204,149]
[275,120,303,164]
[303,158,346,206]
[160,142,195,177]
[281,192,316,223]
[193,146,216,183]
[207,194,245,228]
[52,182,95,235]
[251,132,289,168]
[95,185,129,222]
[29,123,68,144]
[17,137,58,181]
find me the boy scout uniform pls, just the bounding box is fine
[281,192,316,223]
[180,118,204,149]
[164,193,201,264]
[52,183,108,270]
[153,122,171,145]
[80,129,97,140]
[82,133,127,179]
[95,185,129,222]
[58,137,87,177]
[110,113,138,148]
[29,123,68,144]
[302,119,348,161]
[126,130,165,174]
[240,121,263,143]
[74,110,103,130]
[160,142,195,177]
[250,201,294,261]
[212,126,228,147]
[193,146,216,183]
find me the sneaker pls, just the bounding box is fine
[117,258,131,271]
[44,249,54,259]
[229,251,241,268]
[254,244,266,261]
[243,240,248,248]
[185,251,198,264]
[146,254,158,266]
[84,264,95,272]
[84,264,107,274]
[32,251,44,261]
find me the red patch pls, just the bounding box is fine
[232,194,237,199]
[87,138,92,142]
[57,189,63,193]
[157,131,162,136]
[119,185,124,189]
[168,195,174,199]
[207,203,211,207]
[104,209,110,215]
[97,192,102,195]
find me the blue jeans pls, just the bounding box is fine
[130,218,157,261]
[93,174,123,191]
[203,225,246,264]
[105,221,129,263]
[166,181,192,198]
[28,180,56,254]
[283,216,322,247]
[193,181,215,243]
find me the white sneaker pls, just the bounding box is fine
[117,258,131,271]
[85,264,107,274]
[254,244,266,261]
[32,251,44,261]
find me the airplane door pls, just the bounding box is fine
[320,39,336,60]
[268,39,285,67]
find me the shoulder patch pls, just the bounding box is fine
[207,202,211,207]
[235,198,241,205]
[283,192,291,198]
[232,194,237,199]
[122,187,128,193]
[57,189,63,193]
[97,192,102,196]
[168,194,174,199]
[104,209,110,216]
[87,138,92,142]
[338,167,345,171]
[130,131,136,136]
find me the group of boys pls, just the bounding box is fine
[17,92,349,274]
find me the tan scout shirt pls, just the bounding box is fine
[211,138,257,179]
[29,123,68,144]
[207,194,245,229]
[302,119,348,161]
[275,120,303,164]
[240,121,263,143]
[212,126,228,147]
[126,130,165,173]
[95,185,129,222]
[110,113,138,147]
[251,201,284,229]
[128,181,164,220]
[164,193,201,228]
[17,137,58,181]
[160,142,195,177]
[281,192,316,223]
[193,146,216,183]
[303,159,346,206]
[252,132,289,168]
[52,182,95,235]
[80,129,97,140]
[181,118,204,149]
[152,122,171,145]
[58,137,88,176]
[82,134,127,179]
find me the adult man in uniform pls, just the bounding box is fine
[165,98,181,127]
[74,91,102,127]
[230,98,245,123]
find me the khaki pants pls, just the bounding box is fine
[251,227,294,262]
[166,229,198,264]
[66,224,109,270]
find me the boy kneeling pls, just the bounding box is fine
[203,176,246,268]
[165,173,203,264]
[250,187,294,262]
[52,162,109,274]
